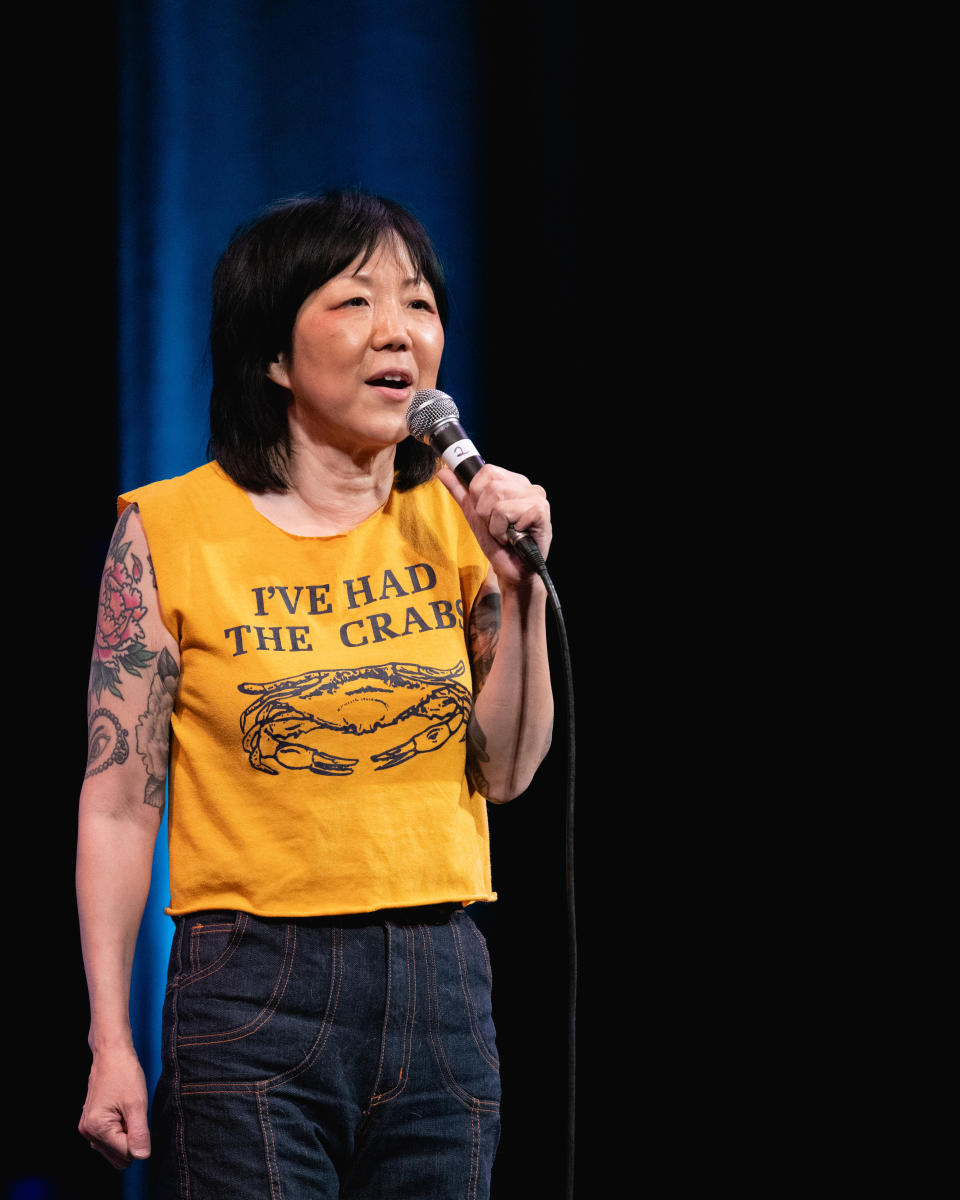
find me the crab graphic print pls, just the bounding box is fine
[238,660,472,777]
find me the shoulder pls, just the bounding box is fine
[115,464,240,620]
[119,461,229,519]
[118,463,247,548]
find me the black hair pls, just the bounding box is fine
[208,190,445,492]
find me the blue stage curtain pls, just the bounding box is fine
[117,5,482,1195]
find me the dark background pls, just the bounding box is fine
[8,3,607,1197]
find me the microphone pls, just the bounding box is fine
[406,389,545,572]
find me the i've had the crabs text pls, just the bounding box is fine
[223,562,464,655]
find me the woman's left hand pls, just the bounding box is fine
[438,465,551,588]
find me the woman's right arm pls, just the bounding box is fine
[77,503,180,1169]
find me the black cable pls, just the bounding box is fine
[535,559,576,1200]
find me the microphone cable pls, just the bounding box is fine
[536,557,577,1200]
[407,391,577,1195]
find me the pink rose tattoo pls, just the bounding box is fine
[90,505,157,701]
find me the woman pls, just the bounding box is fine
[77,191,553,1199]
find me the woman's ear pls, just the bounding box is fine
[267,355,291,390]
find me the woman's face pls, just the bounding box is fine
[268,238,444,456]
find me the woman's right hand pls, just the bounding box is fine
[79,1043,151,1169]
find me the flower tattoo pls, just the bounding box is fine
[136,647,179,810]
[90,505,157,702]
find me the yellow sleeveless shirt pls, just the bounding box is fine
[121,461,495,916]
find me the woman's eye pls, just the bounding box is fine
[409,299,432,311]
[342,296,368,307]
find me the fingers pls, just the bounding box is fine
[80,1107,150,1169]
[440,465,549,536]
[438,463,552,581]
[436,466,469,506]
[86,1134,132,1171]
[78,1051,151,1170]
[473,469,550,541]
[124,1103,152,1162]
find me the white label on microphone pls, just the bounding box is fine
[441,439,481,469]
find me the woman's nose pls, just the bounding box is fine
[371,301,408,351]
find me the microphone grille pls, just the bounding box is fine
[406,389,459,440]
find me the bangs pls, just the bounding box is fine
[283,192,447,327]
[348,230,426,287]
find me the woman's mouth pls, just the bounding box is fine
[365,372,413,398]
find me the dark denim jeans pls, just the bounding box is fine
[149,905,501,1199]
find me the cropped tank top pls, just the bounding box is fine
[120,461,494,916]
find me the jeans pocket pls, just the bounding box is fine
[185,911,239,975]
[171,916,341,1088]
[423,913,501,1107]
[175,912,295,1043]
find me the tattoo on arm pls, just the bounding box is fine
[466,718,491,796]
[465,592,501,796]
[107,501,134,560]
[135,648,180,811]
[83,505,178,811]
[85,708,130,778]
[89,503,157,706]
[468,593,501,693]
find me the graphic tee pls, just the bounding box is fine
[120,461,494,916]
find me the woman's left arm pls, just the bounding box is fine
[438,465,554,802]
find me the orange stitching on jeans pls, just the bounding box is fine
[179,1085,259,1095]
[256,1087,283,1200]
[179,926,344,1096]
[189,924,234,973]
[370,923,416,1104]
[178,912,248,988]
[398,924,416,1097]
[451,918,499,1070]
[467,915,494,986]
[470,1101,480,1200]
[262,925,343,1091]
[367,921,392,1103]
[179,923,297,1046]
[420,925,500,1113]
[164,918,192,1200]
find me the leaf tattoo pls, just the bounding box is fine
[136,647,179,810]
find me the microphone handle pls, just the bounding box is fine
[428,419,545,573]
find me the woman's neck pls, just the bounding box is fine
[247,440,397,536]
